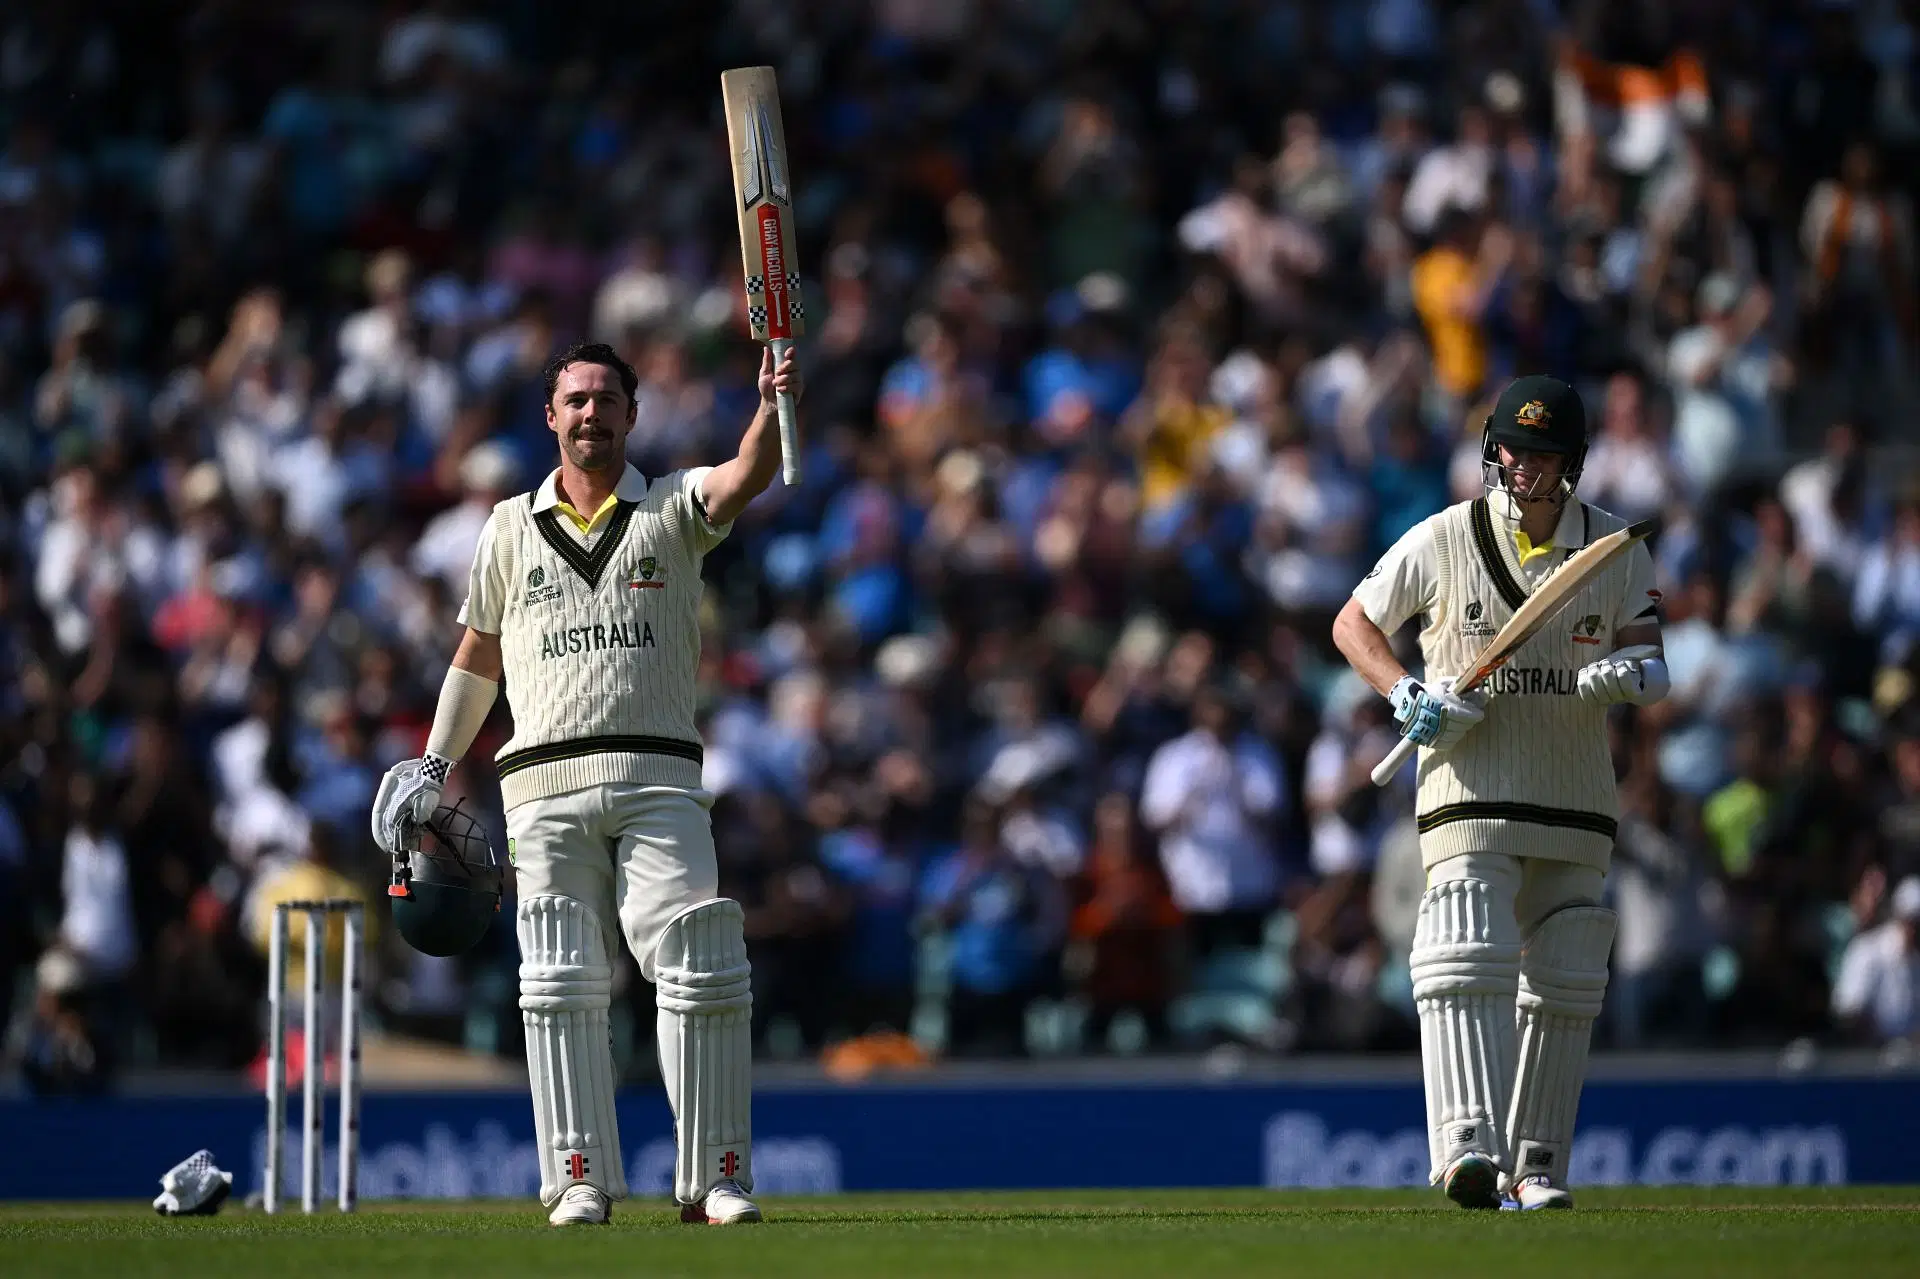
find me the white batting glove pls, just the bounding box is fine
[1576,644,1669,707]
[1388,675,1489,754]
[153,1149,232,1216]
[371,753,453,854]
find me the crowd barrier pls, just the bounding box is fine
[6,1065,1914,1201]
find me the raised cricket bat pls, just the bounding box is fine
[722,66,805,487]
[1370,519,1656,787]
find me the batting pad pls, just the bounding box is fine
[1508,904,1616,1187]
[1411,878,1522,1181]
[518,896,626,1205]
[654,898,754,1204]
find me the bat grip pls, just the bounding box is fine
[1370,735,1418,787]
[770,338,801,486]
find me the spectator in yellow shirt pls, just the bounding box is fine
[1411,206,1511,409]
[244,822,375,992]
[1124,326,1232,511]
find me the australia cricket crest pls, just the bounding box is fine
[628,556,665,590]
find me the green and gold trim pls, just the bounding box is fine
[1468,498,1530,612]
[1417,800,1617,841]
[498,733,704,779]
[530,494,638,591]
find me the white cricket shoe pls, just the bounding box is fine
[549,1183,612,1225]
[1440,1152,1502,1210]
[680,1178,762,1225]
[1505,1174,1573,1210]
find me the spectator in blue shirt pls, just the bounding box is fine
[920,801,1066,1057]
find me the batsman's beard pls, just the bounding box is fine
[565,431,620,471]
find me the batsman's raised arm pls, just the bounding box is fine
[699,346,801,527]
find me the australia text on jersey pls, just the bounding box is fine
[1484,666,1580,696]
[537,619,658,660]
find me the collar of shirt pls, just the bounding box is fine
[1489,487,1588,564]
[533,464,648,534]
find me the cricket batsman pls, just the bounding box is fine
[1331,375,1667,1210]
[372,341,799,1225]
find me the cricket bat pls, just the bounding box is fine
[1370,518,1656,787]
[722,66,805,487]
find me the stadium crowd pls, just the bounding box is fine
[6,0,1920,1092]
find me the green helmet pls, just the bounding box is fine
[388,801,504,957]
[1481,373,1590,498]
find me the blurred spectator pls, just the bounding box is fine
[1069,792,1183,1051]
[19,948,112,1096]
[1832,876,1920,1045]
[243,821,375,997]
[921,802,1065,1057]
[57,772,137,991]
[1798,142,1915,414]
[1608,773,1720,1048]
[1140,684,1288,956]
[1410,207,1507,411]
[1853,498,1920,659]
[1667,275,1780,496]
[411,441,517,596]
[727,791,848,1055]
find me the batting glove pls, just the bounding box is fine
[1388,675,1488,753]
[371,753,453,854]
[153,1149,232,1216]
[1576,644,1669,707]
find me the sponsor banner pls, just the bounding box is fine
[3,1074,1912,1201]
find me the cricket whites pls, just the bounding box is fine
[1371,518,1656,785]
[722,66,805,487]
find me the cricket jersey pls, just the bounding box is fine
[1352,491,1660,872]
[460,462,730,809]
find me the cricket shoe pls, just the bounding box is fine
[1501,1174,1573,1210]
[680,1179,762,1225]
[549,1184,612,1225]
[1440,1152,1503,1210]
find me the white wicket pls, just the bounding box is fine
[265,899,364,1214]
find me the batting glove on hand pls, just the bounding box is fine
[371,753,453,854]
[1388,675,1488,753]
[1576,644,1669,707]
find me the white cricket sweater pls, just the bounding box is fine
[1409,498,1648,872]
[460,464,730,810]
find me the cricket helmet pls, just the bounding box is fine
[388,799,504,957]
[1480,373,1589,501]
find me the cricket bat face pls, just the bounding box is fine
[722,67,805,343]
[1457,519,1656,691]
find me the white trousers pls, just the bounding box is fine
[506,782,720,982]
[1426,852,1604,931]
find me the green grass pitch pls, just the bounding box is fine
[5,1188,1918,1278]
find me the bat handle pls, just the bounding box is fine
[770,338,801,486]
[1370,735,1418,787]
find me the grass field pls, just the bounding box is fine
[5,1188,1917,1278]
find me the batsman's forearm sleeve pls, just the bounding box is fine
[425,665,499,763]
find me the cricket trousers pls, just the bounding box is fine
[506,782,720,984]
